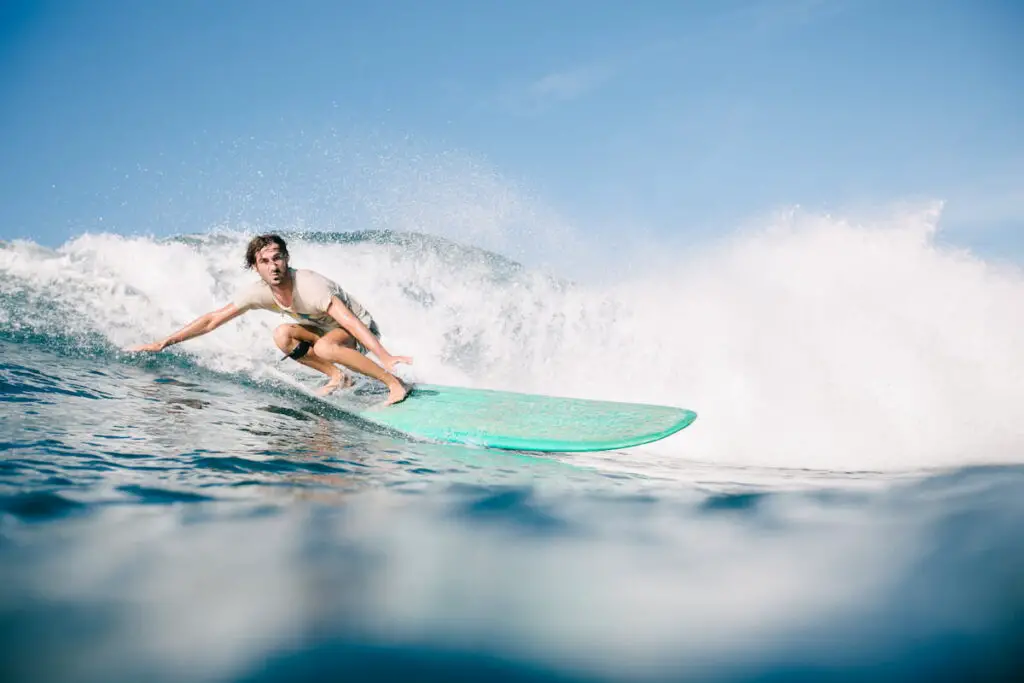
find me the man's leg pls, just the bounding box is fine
[273,324,351,395]
[312,328,408,405]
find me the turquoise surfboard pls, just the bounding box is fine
[351,384,697,453]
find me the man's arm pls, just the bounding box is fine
[126,303,245,352]
[326,297,412,372]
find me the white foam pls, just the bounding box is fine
[3,200,1023,474]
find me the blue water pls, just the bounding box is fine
[2,229,1024,682]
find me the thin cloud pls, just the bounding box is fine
[691,0,849,43]
[495,62,618,116]
[727,0,849,35]
[529,64,613,101]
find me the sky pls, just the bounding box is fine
[1,0,1022,261]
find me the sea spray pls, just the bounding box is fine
[2,203,1022,473]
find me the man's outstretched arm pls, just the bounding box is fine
[126,303,245,352]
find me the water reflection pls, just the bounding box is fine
[4,467,1022,683]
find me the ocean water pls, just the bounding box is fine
[2,214,1024,683]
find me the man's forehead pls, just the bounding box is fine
[256,244,285,257]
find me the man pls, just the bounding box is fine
[127,234,413,406]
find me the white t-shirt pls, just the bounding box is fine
[232,268,378,334]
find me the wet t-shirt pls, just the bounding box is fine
[232,268,377,334]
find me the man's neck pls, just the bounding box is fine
[269,268,295,303]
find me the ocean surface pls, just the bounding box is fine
[2,225,1024,682]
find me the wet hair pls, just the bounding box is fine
[244,234,288,269]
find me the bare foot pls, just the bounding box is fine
[382,378,409,406]
[315,371,353,396]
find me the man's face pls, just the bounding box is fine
[254,244,289,286]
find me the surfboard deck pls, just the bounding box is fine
[349,384,697,453]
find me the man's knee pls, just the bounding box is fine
[312,337,334,358]
[273,325,314,361]
[274,324,317,354]
[313,335,356,358]
[273,324,297,347]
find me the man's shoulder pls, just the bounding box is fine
[232,278,273,308]
[294,268,338,289]
[238,278,271,295]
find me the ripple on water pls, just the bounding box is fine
[0,490,86,522]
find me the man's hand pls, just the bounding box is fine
[126,341,167,353]
[379,353,413,373]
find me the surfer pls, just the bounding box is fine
[127,234,412,406]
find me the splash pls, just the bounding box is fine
[2,201,1023,473]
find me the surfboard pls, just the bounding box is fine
[349,384,697,453]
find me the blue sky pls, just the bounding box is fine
[1,0,1021,260]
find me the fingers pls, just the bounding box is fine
[380,355,413,374]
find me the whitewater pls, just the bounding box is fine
[2,203,1023,682]
[4,203,1024,472]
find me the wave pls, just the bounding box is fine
[2,205,1023,473]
